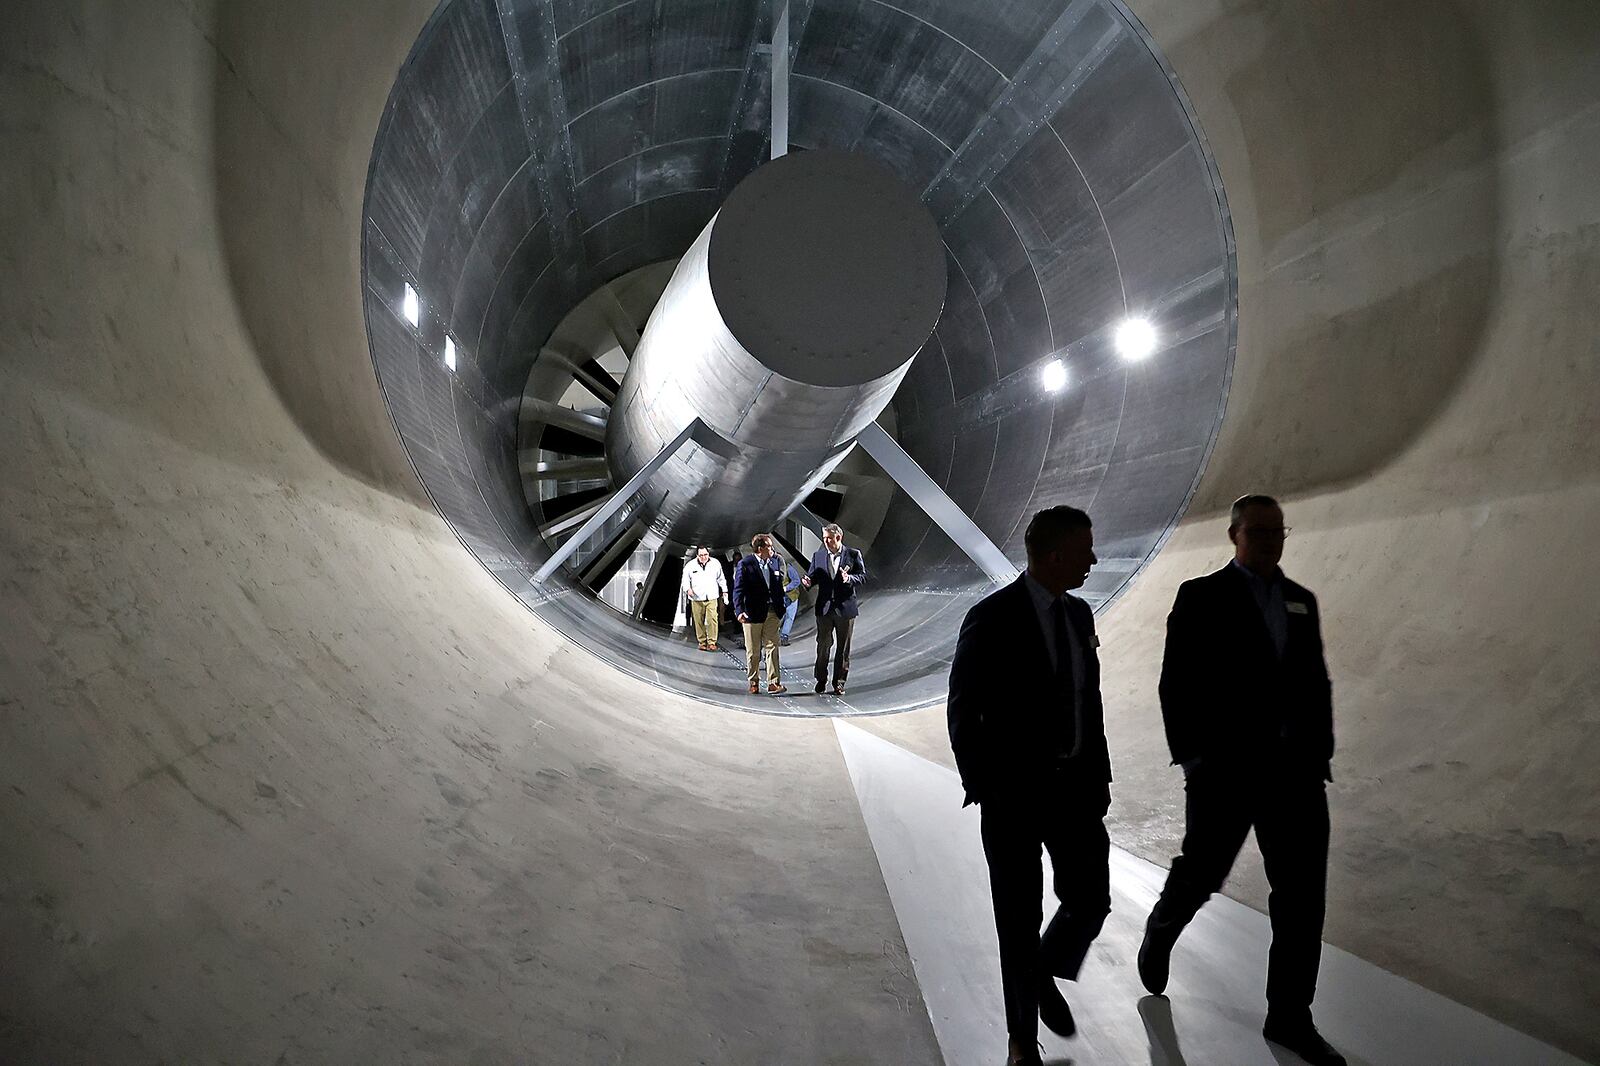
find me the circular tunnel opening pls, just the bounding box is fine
[360,0,1236,716]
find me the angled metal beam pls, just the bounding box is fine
[788,504,828,540]
[519,397,608,441]
[494,0,587,296]
[854,422,1019,586]
[716,0,815,191]
[534,419,702,583]
[578,518,647,590]
[771,0,790,160]
[922,0,1122,224]
[539,497,607,539]
[538,346,621,406]
[600,286,640,358]
[520,456,611,479]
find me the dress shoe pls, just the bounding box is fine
[832,682,846,696]
[748,683,759,695]
[814,680,827,694]
[1005,1038,1044,1066]
[1037,976,1076,1038]
[707,643,719,651]
[1138,916,1174,995]
[697,642,708,651]
[780,636,791,646]
[767,683,787,694]
[1262,1018,1346,1066]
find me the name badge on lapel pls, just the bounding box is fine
[1286,601,1309,615]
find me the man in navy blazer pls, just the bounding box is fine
[801,523,867,696]
[732,532,789,695]
[1138,495,1345,1066]
[947,506,1111,1066]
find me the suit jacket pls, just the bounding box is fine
[1158,564,1334,779]
[732,554,786,623]
[805,546,867,618]
[947,576,1112,806]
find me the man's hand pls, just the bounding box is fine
[737,613,749,623]
[800,576,811,589]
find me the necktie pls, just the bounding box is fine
[1051,598,1079,756]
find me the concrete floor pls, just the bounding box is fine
[2,0,1598,1063]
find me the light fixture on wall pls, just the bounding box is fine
[1040,358,1068,392]
[1114,316,1158,361]
[403,282,420,328]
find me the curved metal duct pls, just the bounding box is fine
[361,0,1237,716]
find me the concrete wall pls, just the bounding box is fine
[0,1,937,1061]
[1099,0,1599,1058]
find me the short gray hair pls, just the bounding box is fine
[1229,494,1280,529]
[822,523,844,537]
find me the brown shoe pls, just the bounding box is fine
[697,642,708,651]
[767,683,788,694]
[748,683,759,695]
[707,643,718,651]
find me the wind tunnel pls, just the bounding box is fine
[362,0,1236,715]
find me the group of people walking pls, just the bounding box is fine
[679,523,865,697]
[950,497,1345,1066]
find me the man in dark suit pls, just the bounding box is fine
[1138,495,1345,1066]
[801,523,867,696]
[732,533,788,695]
[947,506,1111,1066]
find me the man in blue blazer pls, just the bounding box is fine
[947,506,1110,1066]
[1138,495,1344,1066]
[800,523,867,696]
[732,533,789,695]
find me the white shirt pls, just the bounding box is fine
[828,550,841,576]
[681,559,727,601]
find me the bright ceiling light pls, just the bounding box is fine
[402,282,420,327]
[444,335,457,371]
[1114,317,1158,361]
[1039,358,1068,392]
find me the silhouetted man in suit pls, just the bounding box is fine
[1138,495,1346,1066]
[801,523,866,696]
[948,506,1111,1066]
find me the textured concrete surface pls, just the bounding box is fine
[0,1,937,1062]
[1102,1,1600,1059]
[2,0,1598,1062]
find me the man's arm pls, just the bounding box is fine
[730,562,749,620]
[947,604,990,805]
[1157,581,1205,769]
[1078,603,1113,785]
[844,548,868,585]
[1307,592,1334,776]
[784,564,802,594]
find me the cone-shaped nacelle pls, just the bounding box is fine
[604,150,946,549]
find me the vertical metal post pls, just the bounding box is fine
[771,0,790,159]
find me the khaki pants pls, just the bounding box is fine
[742,615,781,686]
[690,599,720,645]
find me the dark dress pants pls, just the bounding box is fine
[814,613,853,685]
[980,773,1111,1045]
[1147,762,1329,1020]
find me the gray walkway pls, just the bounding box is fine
[834,720,1590,1066]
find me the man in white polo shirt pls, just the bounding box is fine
[680,546,728,652]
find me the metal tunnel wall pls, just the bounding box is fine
[360,0,1237,715]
